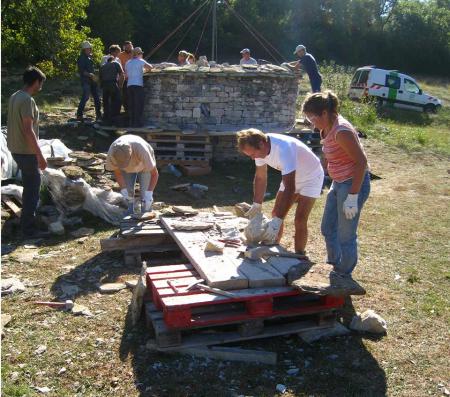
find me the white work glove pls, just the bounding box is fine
[343,193,358,220]
[262,217,283,244]
[143,191,154,212]
[245,202,262,219]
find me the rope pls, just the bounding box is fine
[223,0,285,63]
[165,0,211,62]
[144,0,210,60]
[195,0,214,57]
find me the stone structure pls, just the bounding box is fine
[142,64,299,132]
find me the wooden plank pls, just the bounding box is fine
[146,263,194,274]
[156,345,277,365]
[151,277,200,290]
[1,197,21,216]
[149,270,197,281]
[162,286,296,308]
[161,216,248,290]
[100,235,173,251]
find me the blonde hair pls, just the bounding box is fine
[237,128,268,152]
[302,90,339,116]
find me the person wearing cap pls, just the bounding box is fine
[118,41,134,114]
[125,47,153,127]
[186,53,196,65]
[76,41,102,121]
[289,45,322,93]
[178,50,190,66]
[105,134,159,214]
[239,48,257,66]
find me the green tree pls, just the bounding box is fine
[1,0,103,76]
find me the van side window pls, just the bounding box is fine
[404,79,420,94]
[359,70,369,84]
[385,75,400,89]
[351,71,362,85]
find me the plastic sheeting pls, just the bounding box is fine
[1,128,18,180]
[41,168,125,226]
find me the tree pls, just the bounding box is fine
[2,0,103,76]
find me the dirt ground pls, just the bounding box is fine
[2,119,449,397]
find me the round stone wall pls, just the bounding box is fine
[143,65,299,131]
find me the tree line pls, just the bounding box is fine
[2,0,449,77]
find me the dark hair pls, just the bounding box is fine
[123,41,132,46]
[23,66,46,87]
[302,90,339,116]
[109,44,121,54]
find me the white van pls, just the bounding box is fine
[348,66,442,113]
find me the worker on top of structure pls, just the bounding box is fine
[178,50,190,66]
[118,41,134,114]
[289,45,322,93]
[237,128,324,255]
[101,44,122,66]
[239,48,257,65]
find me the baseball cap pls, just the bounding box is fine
[240,48,250,54]
[133,47,143,56]
[111,143,132,169]
[81,41,92,49]
[293,45,306,55]
[178,50,189,57]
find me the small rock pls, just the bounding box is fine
[99,283,126,294]
[11,250,37,263]
[394,274,401,281]
[77,236,88,244]
[49,221,65,235]
[10,371,19,381]
[1,278,26,296]
[111,377,119,387]
[1,313,12,338]
[34,345,47,355]
[35,386,51,394]
[71,303,93,317]
[286,368,299,375]
[125,279,138,289]
[350,310,387,334]
[58,367,67,375]
[276,384,287,394]
[70,227,95,238]
[443,387,450,396]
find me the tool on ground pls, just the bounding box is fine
[218,238,242,248]
[184,278,205,291]
[167,280,180,294]
[184,279,236,298]
[33,300,74,310]
[245,246,308,261]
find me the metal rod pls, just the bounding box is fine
[211,0,217,61]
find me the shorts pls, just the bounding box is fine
[279,169,324,199]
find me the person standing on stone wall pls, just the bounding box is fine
[7,66,48,239]
[105,134,159,215]
[125,47,153,128]
[76,41,102,122]
[239,48,257,65]
[101,44,122,66]
[177,50,190,66]
[99,55,124,126]
[237,128,324,256]
[118,41,134,114]
[290,45,322,93]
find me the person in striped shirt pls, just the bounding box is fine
[302,91,370,274]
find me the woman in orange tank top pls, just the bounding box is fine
[302,91,370,274]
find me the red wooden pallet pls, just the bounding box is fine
[146,264,344,329]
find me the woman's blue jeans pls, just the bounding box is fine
[321,172,371,274]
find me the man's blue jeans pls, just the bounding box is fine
[77,79,101,118]
[321,171,371,274]
[121,171,151,199]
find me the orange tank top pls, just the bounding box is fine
[321,115,366,182]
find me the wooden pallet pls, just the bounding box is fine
[146,263,344,329]
[145,302,338,349]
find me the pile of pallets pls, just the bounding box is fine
[144,262,344,349]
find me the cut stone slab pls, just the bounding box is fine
[70,227,95,238]
[234,202,251,218]
[1,278,26,296]
[350,310,387,334]
[61,165,84,179]
[288,263,366,296]
[204,239,225,253]
[172,205,198,215]
[125,279,138,289]
[11,249,38,263]
[171,220,213,231]
[99,283,127,294]
[71,303,93,317]
[298,321,350,343]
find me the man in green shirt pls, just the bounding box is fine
[7,66,48,238]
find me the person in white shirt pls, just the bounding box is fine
[101,44,122,66]
[125,47,153,127]
[105,134,159,214]
[237,128,324,254]
[239,48,257,66]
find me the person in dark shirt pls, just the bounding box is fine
[76,41,102,121]
[99,55,124,125]
[292,45,322,93]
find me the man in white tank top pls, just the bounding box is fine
[237,128,324,254]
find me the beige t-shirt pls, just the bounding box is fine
[105,134,156,173]
[7,90,39,154]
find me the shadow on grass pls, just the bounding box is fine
[117,290,386,396]
[378,107,433,126]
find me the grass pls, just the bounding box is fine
[1,67,450,396]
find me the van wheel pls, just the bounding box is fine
[424,104,436,114]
